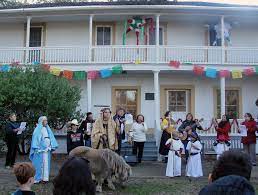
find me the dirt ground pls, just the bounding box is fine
[0,154,258,195]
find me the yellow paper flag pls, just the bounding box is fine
[135,59,141,64]
[231,70,242,79]
[50,67,62,76]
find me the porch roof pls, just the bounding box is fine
[1,1,258,16]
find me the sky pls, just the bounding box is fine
[180,0,258,5]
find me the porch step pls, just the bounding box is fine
[121,140,158,161]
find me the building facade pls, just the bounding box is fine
[0,1,258,138]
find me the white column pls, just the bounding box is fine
[220,16,226,117]
[25,16,31,64]
[87,14,93,112]
[155,14,160,64]
[153,70,161,144]
[87,79,92,112]
[88,14,93,63]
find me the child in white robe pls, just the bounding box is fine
[186,132,203,178]
[165,131,184,177]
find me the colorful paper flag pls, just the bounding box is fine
[219,70,230,78]
[255,66,258,74]
[112,65,123,74]
[243,68,255,76]
[87,70,100,80]
[50,67,62,76]
[205,68,217,78]
[184,62,193,65]
[193,65,205,75]
[73,71,86,80]
[33,61,40,65]
[169,60,180,68]
[100,69,112,79]
[63,70,73,80]
[1,64,11,72]
[135,59,141,64]
[41,64,50,71]
[231,70,242,79]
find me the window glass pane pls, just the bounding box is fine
[29,27,42,47]
[104,27,111,45]
[97,27,104,45]
[167,90,187,112]
[115,89,138,119]
[217,90,239,118]
[149,28,163,45]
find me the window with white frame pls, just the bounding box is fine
[216,89,240,119]
[96,26,111,45]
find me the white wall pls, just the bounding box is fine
[46,22,89,46]
[231,25,258,47]
[167,21,206,46]
[76,72,258,129]
[0,23,24,47]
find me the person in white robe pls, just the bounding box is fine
[29,116,58,183]
[186,132,203,178]
[165,131,184,177]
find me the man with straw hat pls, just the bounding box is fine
[67,119,84,154]
[165,131,184,177]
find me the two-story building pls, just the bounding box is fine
[1,1,258,141]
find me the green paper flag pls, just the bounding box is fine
[255,66,258,74]
[112,65,123,74]
[73,71,86,80]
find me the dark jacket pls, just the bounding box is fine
[5,121,20,141]
[79,119,94,140]
[199,175,255,195]
[67,129,84,154]
[178,120,203,133]
[113,114,126,140]
[241,120,257,145]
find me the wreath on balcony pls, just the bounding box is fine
[123,17,154,45]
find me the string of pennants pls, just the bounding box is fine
[0,63,124,80]
[169,60,258,79]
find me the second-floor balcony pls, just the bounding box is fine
[1,45,258,65]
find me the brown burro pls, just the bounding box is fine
[69,146,132,192]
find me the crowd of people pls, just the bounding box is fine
[3,108,258,194]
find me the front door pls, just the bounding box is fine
[113,88,139,119]
[166,90,190,121]
[29,27,42,63]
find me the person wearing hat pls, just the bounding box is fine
[67,119,84,154]
[165,131,184,177]
[186,132,203,178]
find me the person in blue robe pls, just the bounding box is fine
[29,116,58,183]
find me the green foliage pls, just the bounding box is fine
[0,66,81,133]
[0,0,22,7]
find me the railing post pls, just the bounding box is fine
[25,16,31,64]
[220,16,226,117]
[155,14,160,64]
[89,14,93,63]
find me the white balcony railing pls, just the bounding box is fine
[1,46,258,65]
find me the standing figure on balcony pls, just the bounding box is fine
[29,116,58,184]
[213,115,231,159]
[240,113,257,166]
